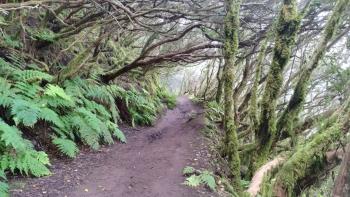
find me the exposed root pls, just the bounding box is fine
[246,156,285,197]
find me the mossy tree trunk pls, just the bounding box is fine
[273,97,350,196]
[223,0,242,192]
[253,0,300,171]
[276,0,350,146]
[249,39,268,136]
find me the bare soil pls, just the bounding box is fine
[10,96,218,197]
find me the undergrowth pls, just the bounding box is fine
[0,56,175,195]
[182,166,217,191]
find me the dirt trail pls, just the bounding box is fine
[11,96,216,197]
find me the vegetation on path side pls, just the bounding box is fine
[1,0,350,196]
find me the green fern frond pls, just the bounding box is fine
[107,121,126,143]
[13,81,41,99]
[28,28,56,42]
[68,114,100,150]
[7,52,25,69]
[52,138,79,158]
[99,124,114,145]
[182,167,216,191]
[11,99,40,127]
[0,78,13,108]
[184,175,202,187]
[38,108,64,128]
[44,85,73,102]
[0,57,16,72]
[76,108,103,132]
[13,70,53,82]
[0,151,50,177]
[0,170,8,197]
[1,31,21,48]
[82,98,111,120]
[200,171,217,191]
[0,181,8,197]
[0,120,28,152]
[182,166,195,175]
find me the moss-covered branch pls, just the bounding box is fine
[276,0,350,146]
[273,98,350,196]
[273,122,342,196]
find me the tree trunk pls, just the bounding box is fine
[215,59,224,103]
[332,144,350,197]
[253,0,300,171]
[276,0,350,146]
[223,0,242,192]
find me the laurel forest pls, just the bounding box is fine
[0,0,349,196]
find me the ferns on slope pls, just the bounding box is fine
[0,170,8,197]
[52,138,79,158]
[0,120,51,177]
[0,55,173,196]
[0,58,126,183]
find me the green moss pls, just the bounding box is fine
[223,0,242,193]
[276,0,350,146]
[55,48,91,83]
[249,38,268,135]
[253,0,300,171]
[273,122,342,196]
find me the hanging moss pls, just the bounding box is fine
[223,0,242,193]
[276,0,350,146]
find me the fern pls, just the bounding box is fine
[44,85,73,102]
[7,52,25,69]
[1,32,22,48]
[64,78,122,123]
[183,167,217,191]
[199,171,217,191]
[184,175,202,187]
[13,81,41,99]
[82,98,111,120]
[0,151,50,177]
[0,77,13,108]
[11,99,40,127]
[182,166,195,175]
[0,170,8,197]
[13,70,53,82]
[11,98,64,128]
[107,121,126,143]
[0,120,28,152]
[66,113,100,150]
[52,138,79,158]
[37,108,64,128]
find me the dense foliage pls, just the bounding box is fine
[0,0,349,196]
[0,56,175,194]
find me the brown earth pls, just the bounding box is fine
[10,96,218,197]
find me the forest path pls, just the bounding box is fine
[11,96,216,197]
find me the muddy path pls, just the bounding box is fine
[10,96,217,197]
